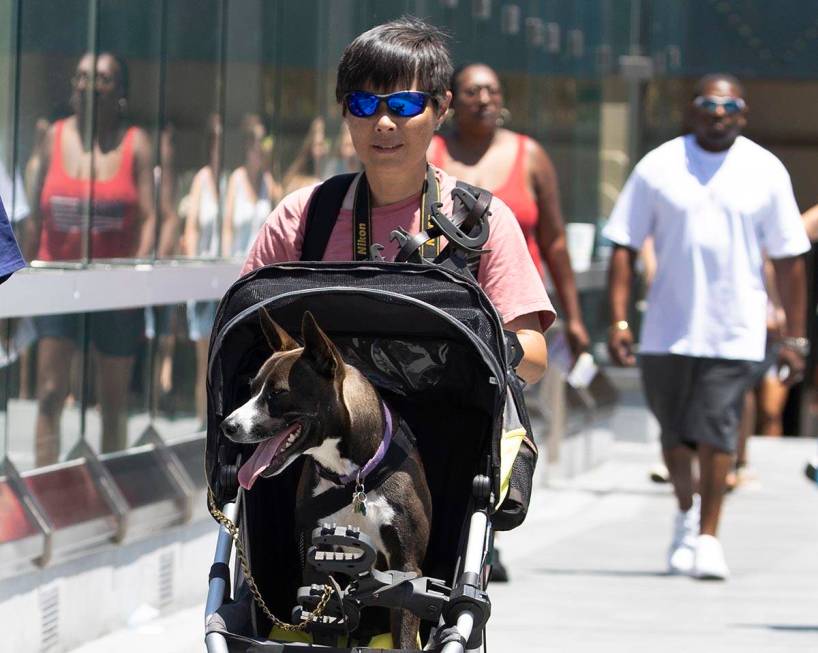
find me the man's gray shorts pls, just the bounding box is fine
[640,354,756,454]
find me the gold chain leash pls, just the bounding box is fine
[208,490,333,632]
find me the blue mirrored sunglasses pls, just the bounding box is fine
[693,95,746,115]
[344,91,431,118]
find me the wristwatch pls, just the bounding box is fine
[781,336,810,357]
[610,320,630,332]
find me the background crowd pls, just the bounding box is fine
[2,0,818,595]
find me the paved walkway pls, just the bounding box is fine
[71,437,818,652]
[489,437,818,652]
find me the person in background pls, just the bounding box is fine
[798,201,818,482]
[144,123,183,416]
[0,160,29,394]
[605,73,809,580]
[321,121,360,178]
[0,194,24,284]
[282,116,329,194]
[428,63,589,360]
[428,62,590,582]
[223,114,280,258]
[184,113,225,427]
[25,52,156,464]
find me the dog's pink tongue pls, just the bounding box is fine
[238,427,294,490]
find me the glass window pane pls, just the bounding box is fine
[7,312,84,471]
[147,302,202,437]
[0,0,29,248]
[18,0,95,265]
[222,0,279,262]
[90,0,163,263]
[166,0,224,261]
[81,307,147,456]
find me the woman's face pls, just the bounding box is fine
[452,65,503,132]
[245,124,265,167]
[343,81,449,177]
[70,53,122,119]
[309,119,329,163]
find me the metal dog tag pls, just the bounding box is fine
[352,479,368,516]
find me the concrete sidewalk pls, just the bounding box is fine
[489,437,818,652]
[70,437,818,652]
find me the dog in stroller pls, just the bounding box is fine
[221,308,433,648]
[204,262,537,652]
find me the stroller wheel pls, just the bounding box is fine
[490,548,510,583]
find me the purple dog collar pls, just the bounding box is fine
[338,401,393,485]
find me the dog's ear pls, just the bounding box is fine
[258,308,298,353]
[300,311,343,378]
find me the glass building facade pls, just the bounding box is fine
[2,0,818,570]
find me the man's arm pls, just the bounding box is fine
[771,255,808,385]
[504,313,547,384]
[529,141,589,359]
[607,244,638,366]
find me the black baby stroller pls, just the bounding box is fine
[203,261,537,652]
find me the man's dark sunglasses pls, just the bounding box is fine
[693,95,746,115]
[344,91,431,118]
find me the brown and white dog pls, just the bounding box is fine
[221,309,431,648]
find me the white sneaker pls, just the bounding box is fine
[694,534,730,580]
[667,494,700,575]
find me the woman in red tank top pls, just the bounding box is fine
[429,63,591,584]
[25,52,156,466]
[428,63,589,361]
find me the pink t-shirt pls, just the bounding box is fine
[242,167,555,330]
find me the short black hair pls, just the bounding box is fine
[693,73,744,100]
[335,16,452,109]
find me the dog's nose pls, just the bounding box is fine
[221,418,239,438]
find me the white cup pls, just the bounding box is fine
[566,222,596,272]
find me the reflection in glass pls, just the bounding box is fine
[26,52,157,264]
[282,115,327,195]
[146,302,200,439]
[155,124,181,259]
[36,309,145,463]
[223,114,279,259]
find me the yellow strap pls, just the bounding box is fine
[497,428,527,508]
[269,627,420,648]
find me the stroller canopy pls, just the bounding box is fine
[206,261,510,505]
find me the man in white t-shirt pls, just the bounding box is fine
[603,74,809,580]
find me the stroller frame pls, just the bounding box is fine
[204,262,519,652]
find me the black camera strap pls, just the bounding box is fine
[352,165,440,261]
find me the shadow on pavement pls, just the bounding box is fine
[734,624,818,633]
[530,567,668,578]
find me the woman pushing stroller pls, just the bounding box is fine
[242,16,555,384]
